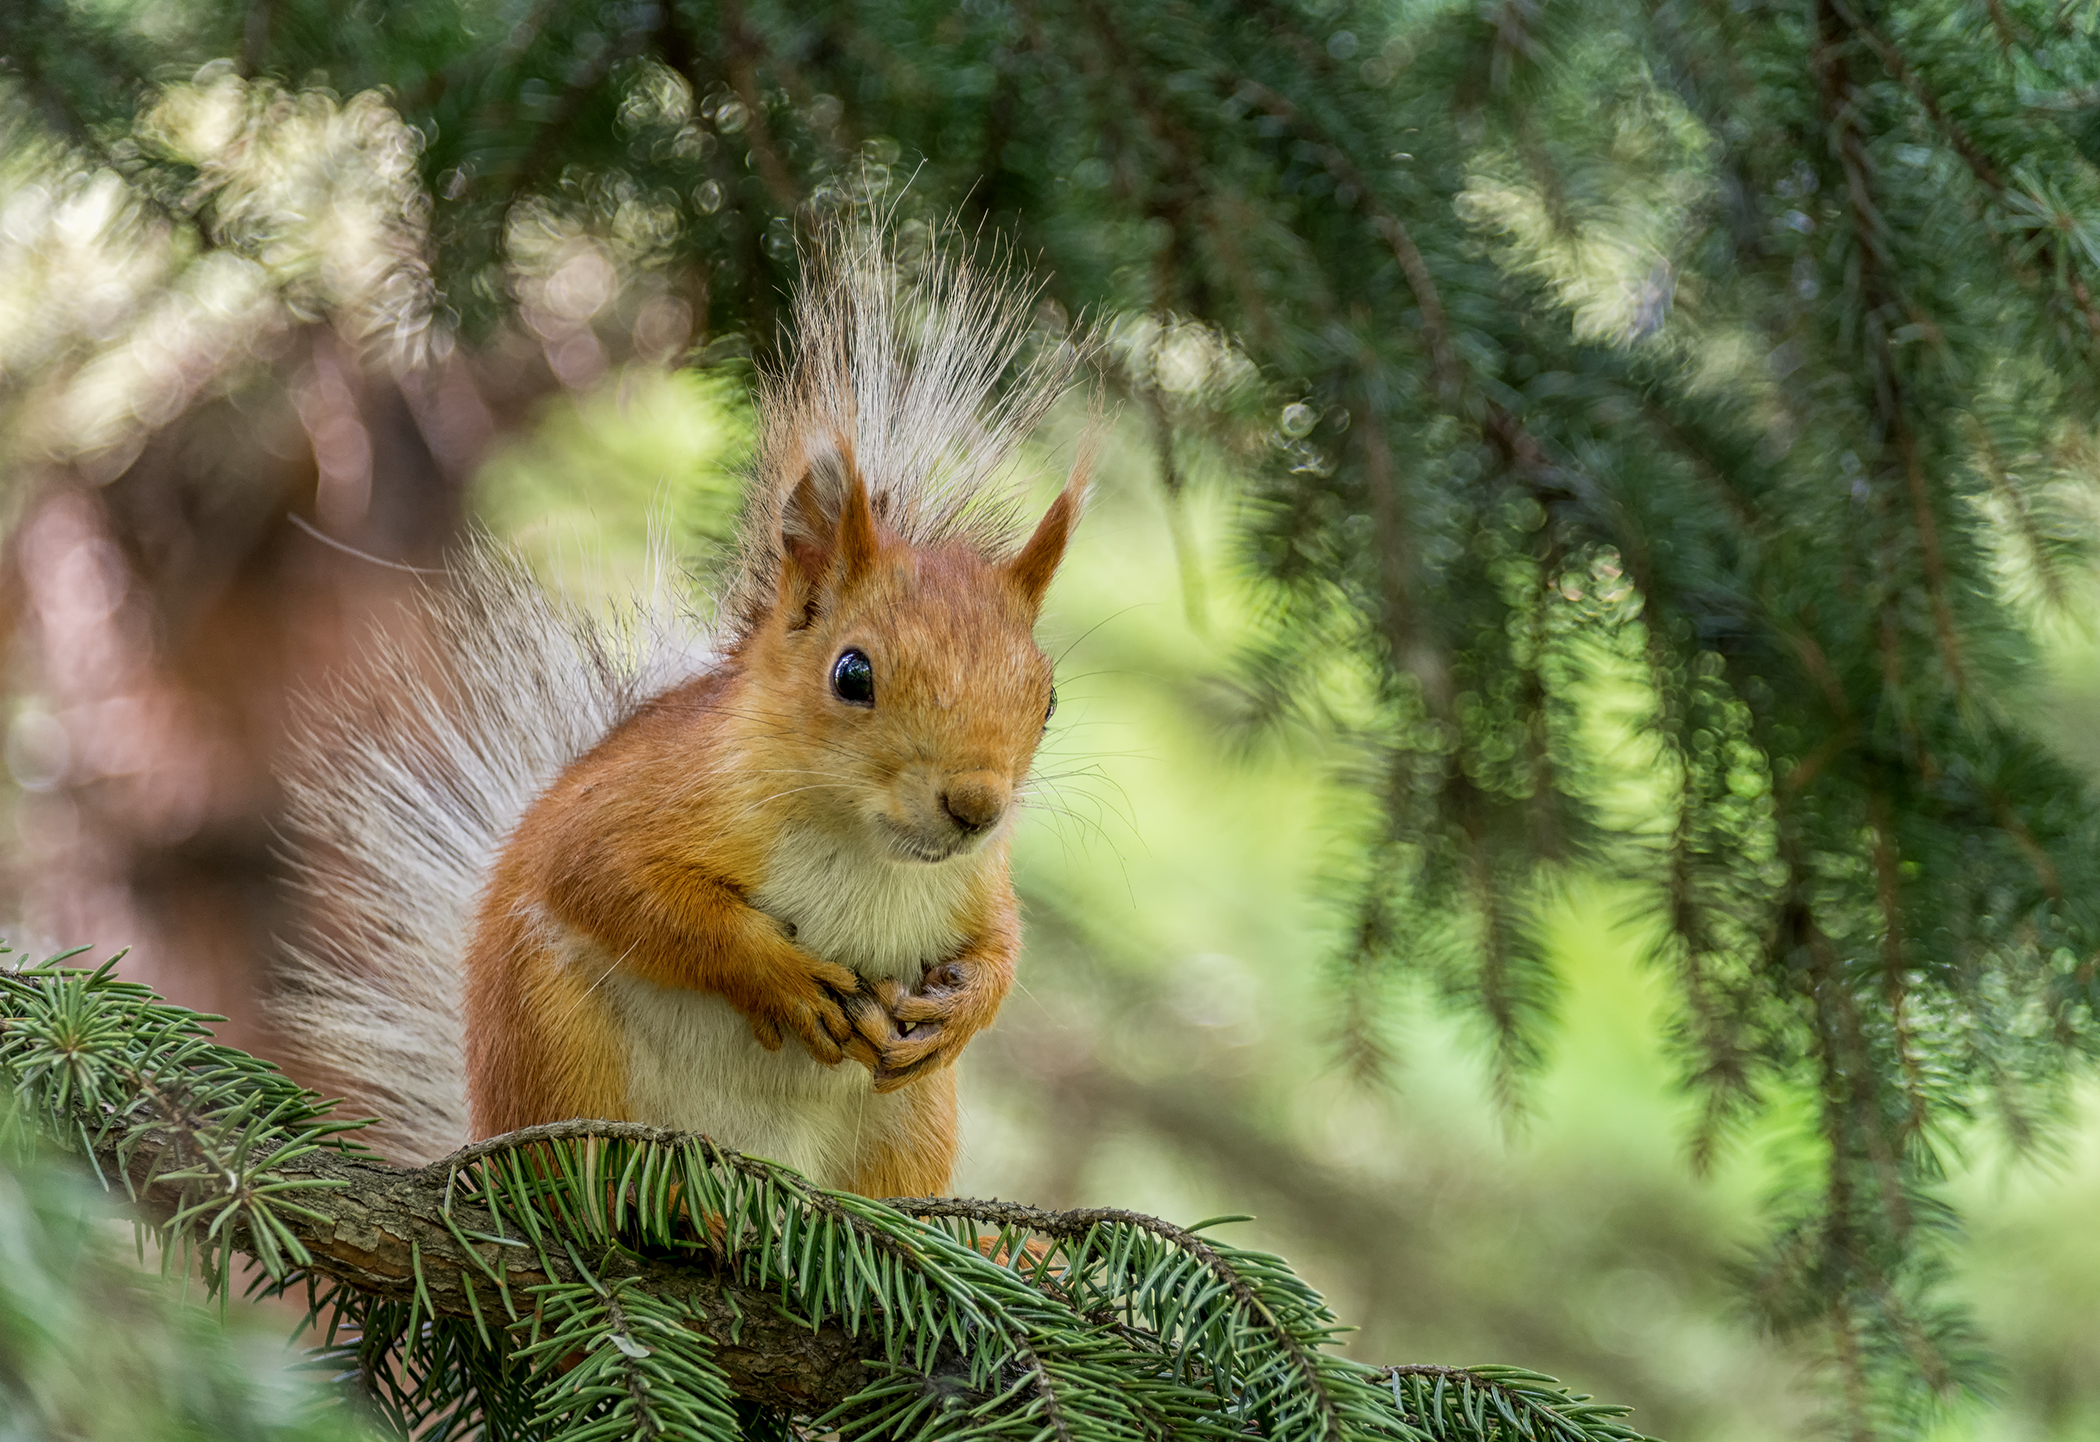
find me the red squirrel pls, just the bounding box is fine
[273,228,1085,1196]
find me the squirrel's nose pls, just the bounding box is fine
[940,774,1008,833]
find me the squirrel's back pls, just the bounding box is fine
[272,224,1078,1164]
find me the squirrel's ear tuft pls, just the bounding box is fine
[779,441,879,620]
[1006,455,1089,613]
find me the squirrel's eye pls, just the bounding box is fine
[1045,685,1057,725]
[831,648,875,706]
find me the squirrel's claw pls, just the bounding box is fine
[790,1010,846,1066]
[862,961,980,1087]
[754,954,864,1065]
[888,995,947,1027]
[870,1018,951,1089]
[839,991,894,1073]
[870,1035,944,1092]
[888,962,967,1026]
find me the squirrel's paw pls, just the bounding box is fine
[746,955,862,1065]
[839,990,896,1072]
[869,964,972,1091]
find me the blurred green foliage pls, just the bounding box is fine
[0,1140,358,1442]
[473,367,752,593]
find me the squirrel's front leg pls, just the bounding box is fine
[859,913,1018,1092]
[576,864,870,1066]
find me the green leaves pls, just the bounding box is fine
[3,962,1652,1442]
[0,1141,363,1442]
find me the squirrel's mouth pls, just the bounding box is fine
[874,815,980,864]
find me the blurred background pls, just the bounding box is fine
[6,2,2100,1439]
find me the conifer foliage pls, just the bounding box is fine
[0,957,1648,1440]
[5,0,2100,1435]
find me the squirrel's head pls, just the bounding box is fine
[739,445,1084,864]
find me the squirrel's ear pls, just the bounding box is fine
[776,532,825,630]
[1006,456,1089,613]
[778,473,830,625]
[832,447,878,582]
[779,443,878,618]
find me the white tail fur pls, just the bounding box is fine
[271,223,1082,1163]
[271,550,696,1161]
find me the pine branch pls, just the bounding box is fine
[2,959,1654,1442]
[95,1112,878,1416]
[1824,0,2100,340]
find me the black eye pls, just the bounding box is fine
[1045,685,1057,725]
[831,648,875,706]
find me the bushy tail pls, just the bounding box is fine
[272,220,1081,1163]
[271,549,702,1162]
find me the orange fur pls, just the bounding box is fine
[461,454,1083,1193]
